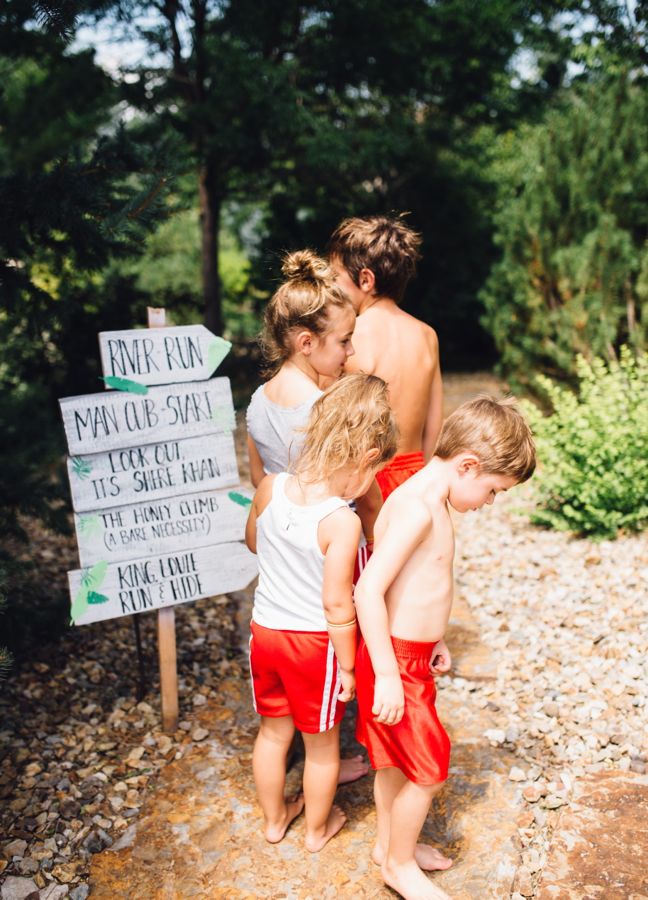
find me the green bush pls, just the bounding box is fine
[523,348,648,538]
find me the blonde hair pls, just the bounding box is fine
[327,214,422,303]
[435,396,536,482]
[295,374,398,480]
[260,249,353,375]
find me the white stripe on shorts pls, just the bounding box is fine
[248,632,258,713]
[328,653,341,731]
[319,641,336,732]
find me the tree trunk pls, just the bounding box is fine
[199,163,223,335]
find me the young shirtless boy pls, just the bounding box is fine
[328,215,443,499]
[354,397,536,900]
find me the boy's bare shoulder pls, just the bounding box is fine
[383,489,433,533]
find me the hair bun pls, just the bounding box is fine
[281,249,330,283]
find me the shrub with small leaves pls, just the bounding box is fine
[523,348,648,539]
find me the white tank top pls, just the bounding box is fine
[246,384,322,474]
[252,473,348,631]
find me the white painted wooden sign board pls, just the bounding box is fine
[99,325,231,388]
[59,377,235,456]
[67,431,239,512]
[74,487,253,567]
[68,542,258,626]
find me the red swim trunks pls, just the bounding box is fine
[375,451,425,500]
[249,620,345,733]
[355,636,450,785]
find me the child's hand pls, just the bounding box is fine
[430,639,451,675]
[338,668,356,702]
[372,674,404,726]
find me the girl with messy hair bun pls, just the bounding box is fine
[247,248,355,482]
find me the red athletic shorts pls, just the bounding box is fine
[355,636,450,785]
[375,451,425,500]
[249,620,345,733]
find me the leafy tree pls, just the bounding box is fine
[0,1,172,648]
[481,74,647,387]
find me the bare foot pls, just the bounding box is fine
[264,794,305,844]
[372,843,453,871]
[338,754,369,785]
[382,859,451,900]
[304,805,347,852]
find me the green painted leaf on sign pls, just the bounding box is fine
[78,514,102,537]
[72,560,108,623]
[101,375,149,395]
[71,457,93,480]
[207,336,232,374]
[228,491,252,508]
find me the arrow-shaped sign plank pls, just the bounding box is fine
[99,326,231,389]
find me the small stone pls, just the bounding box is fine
[484,728,506,744]
[4,839,28,858]
[630,759,646,774]
[69,887,90,900]
[16,859,39,876]
[0,876,39,900]
[523,784,543,803]
[40,886,70,900]
[124,789,140,808]
[509,766,526,782]
[50,862,77,883]
[126,746,145,762]
[23,763,42,778]
[178,721,192,731]
[516,811,535,828]
[513,866,534,897]
[544,794,566,809]
[524,848,542,873]
[191,728,209,742]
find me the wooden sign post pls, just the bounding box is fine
[148,308,178,735]
[59,308,257,732]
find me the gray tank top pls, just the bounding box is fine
[246,384,322,474]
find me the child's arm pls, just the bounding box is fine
[422,332,443,460]
[247,435,267,488]
[245,475,275,553]
[354,478,383,545]
[319,508,362,700]
[354,499,432,724]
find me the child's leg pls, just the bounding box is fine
[378,771,450,900]
[301,723,347,852]
[373,767,452,872]
[253,715,304,843]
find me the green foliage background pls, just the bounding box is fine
[482,76,648,388]
[524,349,648,538]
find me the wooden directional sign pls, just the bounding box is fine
[99,326,232,388]
[74,487,253,567]
[68,542,258,626]
[59,378,235,456]
[67,432,239,513]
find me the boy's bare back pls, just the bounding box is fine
[345,301,442,456]
[369,466,455,643]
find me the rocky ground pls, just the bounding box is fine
[1,373,647,899]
